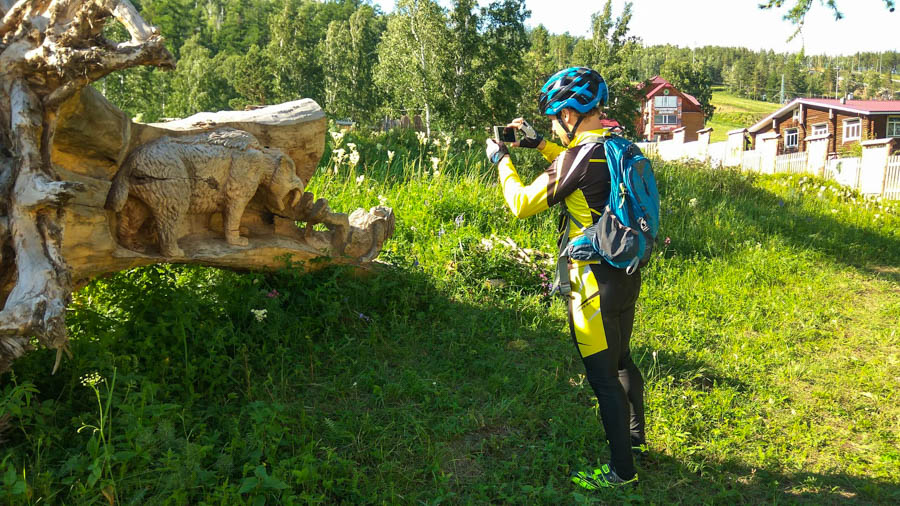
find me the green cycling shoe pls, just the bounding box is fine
[570,463,638,490]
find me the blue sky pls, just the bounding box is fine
[371,0,898,56]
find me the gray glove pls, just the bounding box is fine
[518,120,544,149]
[485,139,509,164]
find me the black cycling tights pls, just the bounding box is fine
[567,261,644,480]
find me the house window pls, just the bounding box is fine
[654,95,677,109]
[888,116,900,137]
[792,108,801,122]
[784,128,799,148]
[811,123,828,136]
[843,118,861,142]
[654,114,677,125]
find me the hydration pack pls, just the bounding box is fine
[553,136,660,296]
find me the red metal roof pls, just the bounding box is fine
[798,98,900,113]
[639,76,701,107]
[600,118,621,128]
[748,97,900,133]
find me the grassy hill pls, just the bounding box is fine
[2,130,899,503]
[708,90,781,142]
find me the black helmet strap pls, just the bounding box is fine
[556,110,587,145]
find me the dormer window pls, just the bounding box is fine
[653,95,677,109]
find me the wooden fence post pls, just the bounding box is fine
[725,128,747,166]
[757,132,780,174]
[859,138,894,196]
[804,133,831,177]
[696,127,712,160]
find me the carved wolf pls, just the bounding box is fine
[105,128,305,257]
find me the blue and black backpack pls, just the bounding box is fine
[554,135,660,296]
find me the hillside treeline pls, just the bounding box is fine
[104,0,899,134]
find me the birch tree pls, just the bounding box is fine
[374,0,450,137]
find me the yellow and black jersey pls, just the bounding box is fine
[497,128,611,240]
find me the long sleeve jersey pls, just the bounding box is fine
[497,128,612,239]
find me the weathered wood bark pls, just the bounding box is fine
[0,1,395,373]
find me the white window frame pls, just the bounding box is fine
[888,116,900,138]
[784,128,799,148]
[843,118,861,142]
[654,114,677,125]
[792,108,801,122]
[811,123,828,136]
[654,95,677,109]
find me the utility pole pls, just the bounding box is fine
[780,73,785,103]
[835,66,840,99]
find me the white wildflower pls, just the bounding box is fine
[466,138,474,148]
[251,309,268,322]
[356,174,365,185]
[688,198,698,208]
[329,131,344,144]
[432,138,441,147]
[349,150,360,167]
[378,194,388,205]
[416,131,427,144]
[347,142,357,151]
[387,150,395,162]
[430,157,440,171]
[80,371,103,387]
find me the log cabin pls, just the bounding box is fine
[748,98,900,154]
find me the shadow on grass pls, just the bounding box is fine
[657,164,900,277]
[5,258,895,503]
[634,451,900,505]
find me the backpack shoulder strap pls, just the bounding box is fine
[550,204,579,298]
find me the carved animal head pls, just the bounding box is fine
[265,156,305,212]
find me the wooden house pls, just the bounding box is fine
[636,76,705,142]
[748,98,900,154]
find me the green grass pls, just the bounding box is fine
[707,91,782,142]
[2,130,899,504]
[711,92,781,115]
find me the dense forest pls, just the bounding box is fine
[102,0,900,135]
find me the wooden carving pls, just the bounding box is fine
[0,0,395,373]
[105,128,305,257]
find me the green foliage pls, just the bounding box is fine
[374,0,450,135]
[660,59,716,118]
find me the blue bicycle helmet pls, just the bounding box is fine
[539,66,608,116]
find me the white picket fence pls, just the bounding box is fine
[640,132,899,200]
[885,155,900,201]
[824,157,862,189]
[774,152,808,174]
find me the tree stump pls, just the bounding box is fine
[0,0,395,373]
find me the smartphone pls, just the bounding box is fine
[493,126,516,143]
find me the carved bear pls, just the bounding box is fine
[105,128,305,257]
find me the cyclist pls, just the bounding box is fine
[485,67,646,489]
